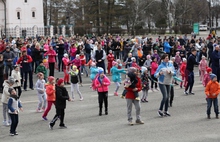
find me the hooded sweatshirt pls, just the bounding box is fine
[1,81,13,104]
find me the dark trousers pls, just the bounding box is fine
[5,64,13,77]
[9,114,19,134]
[114,50,120,59]
[98,91,108,113]
[34,60,40,73]
[14,86,22,99]
[58,54,64,72]
[0,75,3,92]
[96,61,106,74]
[207,98,219,115]
[78,69,82,83]
[20,67,23,86]
[49,63,55,76]
[151,74,158,89]
[185,71,194,93]
[50,108,65,127]
[23,71,33,90]
[170,86,174,106]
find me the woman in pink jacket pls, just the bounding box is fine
[69,44,77,60]
[95,68,111,116]
[151,56,159,91]
[44,46,57,76]
[62,53,70,84]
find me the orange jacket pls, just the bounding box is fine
[205,81,220,98]
[45,84,56,101]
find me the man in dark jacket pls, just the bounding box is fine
[3,46,15,77]
[56,40,65,72]
[184,48,199,95]
[0,54,4,93]
[211,45,220,82]
[85,40,93,63]
[207,39,214,66]
[49,78,70,129]
[92,43,106,74]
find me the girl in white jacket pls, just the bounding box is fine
[1,77,15,126]
[35,73,46,112]
[11,65,22,99]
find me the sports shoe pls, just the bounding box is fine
[59,125,67,129]
[128,121,134,126]
[155,88,159,91]
[151,88,154,92]
[216,115,219,119]
[80,97,83,101]
[114,92,118,96]
[3,121,9,126]
[14,132,18,135]
[36,109,42,113]
[135,97,140,101]
[10,133,15,136]
[157,110,164,117]
[81,73,83,75]
[144,99,148,102]
[189,92,195,95]
[41,108,45,112]
[141,99,145,103]
[184,91,189,95]
[120,95,125,99]
[136,120,144,124]
[207,115,211,119]
[164,111,171,116]
[49,123,53,130]
[42,117,48,121]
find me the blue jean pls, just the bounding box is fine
[185,71,194,93]
[85,53,91,63]
[159,84,170,112]
[207,98,219,115]
[81,65,88,75]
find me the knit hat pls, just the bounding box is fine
[98,67,104,74]
[48,76,55,83]
[206,67,212,73]
[146,55,151,59]
[141,66,147,74]
[64,53,68,57]
[128,67,137,73]
[8,88,14,94]
[57,78,64,86]
[183,58,187,61]
[8,77,15,84]
[112,61,118,66]
[171,57,175,60]
[131,57,136,61]
[72,65,77,70]
[210,73,217,80]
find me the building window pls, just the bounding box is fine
[24,0,27,3]
[17,12,20,19]
[32,12,35,18]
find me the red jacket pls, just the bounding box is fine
[0,41,6,53]
[44,49,56,63]
[17,55,33,64]
[107,54,114,63]
[151,61,158,75]
[45,84,56,101]
[180,62,187,76]
[125,77,142,99]
[80,55,86,65]
[131,62,141,70]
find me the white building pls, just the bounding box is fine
[0,0,44,38]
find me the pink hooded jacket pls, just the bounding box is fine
[199,59,208,71]
[203,73,211,87]
[95,76,111,92]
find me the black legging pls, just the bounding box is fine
[50,108,65,127]
[170,86,174,106]
[49,62,55,76]
[151,74,158,89]
[98,91,108,113]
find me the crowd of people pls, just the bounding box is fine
[1,32,220,135]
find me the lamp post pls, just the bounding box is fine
[2,0,6,38]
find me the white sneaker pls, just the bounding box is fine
[80,97,83,101]
[3,121,9,126]
[81,73,83,75]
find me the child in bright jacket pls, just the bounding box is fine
[62,53,70,84]
[199,56,208,82]
[180,58,187,88]
[107,50,114,75]
[205,74,220,119]
[95,68,111,116]
[42,76,56,120]
[203,67,212,87]
[36,61,48,82]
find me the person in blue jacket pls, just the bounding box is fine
[154,54,175,117]
[111,61,126,96]
[90,62,99,90]
[163,39,173,59]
